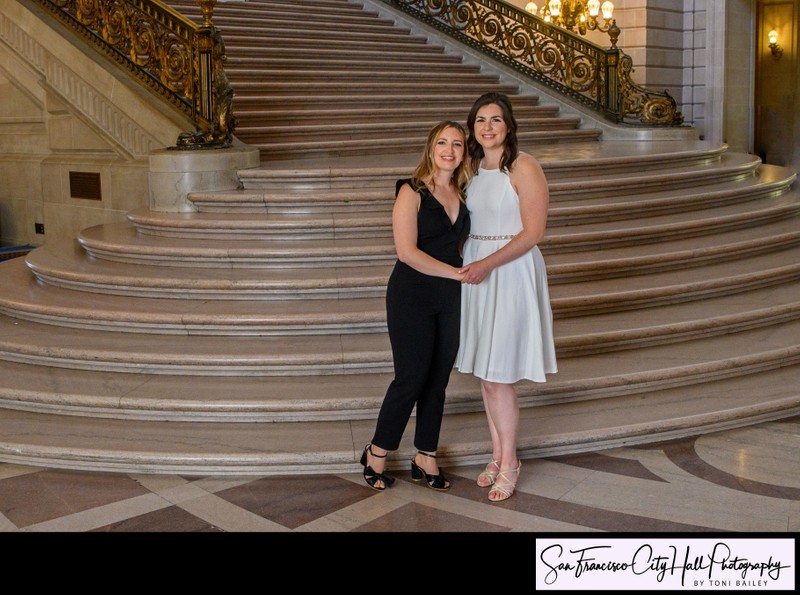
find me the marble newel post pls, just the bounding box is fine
[147,145,260,212]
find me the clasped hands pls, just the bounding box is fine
[457,259,491,285]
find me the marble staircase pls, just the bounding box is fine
[0,0,797,475]
[203,0,602,159]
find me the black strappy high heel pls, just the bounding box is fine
[410,451,450,491]
[360,444,395,491]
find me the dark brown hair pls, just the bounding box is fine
[466,92,519,174]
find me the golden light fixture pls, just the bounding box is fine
[768,29,783,59]
[525,0,620,46]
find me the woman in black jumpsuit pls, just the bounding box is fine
[361,121,471,491]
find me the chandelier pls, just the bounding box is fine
[525,1,620,44]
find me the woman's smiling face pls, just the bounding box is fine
[473,103,508,151]
[433,125,465,172]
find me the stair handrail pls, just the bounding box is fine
[28,0,236,148]
[384,0,684,126]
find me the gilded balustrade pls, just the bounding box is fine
[30,0,236,148]
[385,0,683,126]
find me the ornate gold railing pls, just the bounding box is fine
[30,0,236,148]
[385,0,683,126]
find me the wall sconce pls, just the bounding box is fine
[768,29,783,59]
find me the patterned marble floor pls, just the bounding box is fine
[1,416,798,535]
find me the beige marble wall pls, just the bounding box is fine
[0,2,191,247]
[724,0,757,154]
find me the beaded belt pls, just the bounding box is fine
[468,233,516,241]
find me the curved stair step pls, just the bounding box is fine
[229,149,758,199]
[8,243,800,337]
[22,219,800,296]
[235,142,727,189]
[549,244,800,314]
[543,201,800,254]
[0,314,394,375]
[550,167,796,224]
[0,363,797,474]
[127,208,393,240]
[76,223,397,268]
[161,170,794,231]
[0,289,798,375]
[0,340,799,427]
[24,240,392,299]
[71,199,800,269]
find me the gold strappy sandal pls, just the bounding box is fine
[488,461,521,502]
[477,459,500,487]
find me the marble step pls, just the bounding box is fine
[549,168,794,223]
[235,116,584,144]
[230,80,524,97]
[24,241,393,299]
[236,142,727,190]
[544,201,800,255]
[72,194,800,267]
[0,287,797,377]
[231,92,541,111]
[0,317,800,422]
[19,221,800,312]
[219,28,431,46]
[232,104,561,127]
[223,55,482,73]
[75,222,396,268]
[229,68,504,85]
[23,215,800,299]
[4,250,800,346]
[127,208,394,239]
[0,361,797,474]
[145,168,792,233]
[222,40,457,65]
[227,149,755,200]
[249,130,592,160]
[547,217,800,277]
[115,209,800,281]
[225,44,455,64]
[9,238,800,334]
[543,152,763,201]
[548,244,800,316]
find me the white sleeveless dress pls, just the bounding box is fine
[456,167,557,383]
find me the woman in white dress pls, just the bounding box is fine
[456,92,557,502]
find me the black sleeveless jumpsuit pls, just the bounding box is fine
[371,179,471,452]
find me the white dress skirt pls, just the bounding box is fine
[456,167,558,383]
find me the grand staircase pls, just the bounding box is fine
[0,0,798,476]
